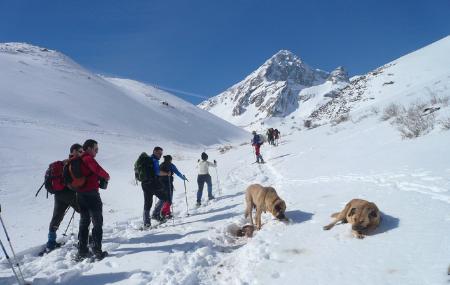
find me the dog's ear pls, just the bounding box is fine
[348,208,356,216]
[369,210,378,218]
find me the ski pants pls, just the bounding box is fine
[142,180,169,224]
[49,188,80,233]
[77,191,103,253]
[152,176,173,217]
[197,174,213,202]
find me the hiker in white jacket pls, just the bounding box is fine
[196,152,217,206]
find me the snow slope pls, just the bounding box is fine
[1,116,449,284]
[0,43,247,145]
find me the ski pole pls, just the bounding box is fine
[0,205,26,285]
[183,179,189,216]
[62,209,76,237]
[34,181,45,197]
[214,165,222,196]
[0,237,23,285]
[167,177,174,226]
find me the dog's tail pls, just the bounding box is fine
[331,212,340,218]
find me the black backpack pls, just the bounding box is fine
[134,152,155,183]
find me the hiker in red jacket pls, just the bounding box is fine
[76,139,110,261]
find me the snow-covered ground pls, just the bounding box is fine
[1,115,449,284]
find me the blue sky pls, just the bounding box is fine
[1,0,449,104]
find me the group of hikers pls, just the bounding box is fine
[41,140,218,261]
[266,128,280,146]
[251,128,281,164]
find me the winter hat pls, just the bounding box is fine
[163,155,172,162]
[201,152,208,161]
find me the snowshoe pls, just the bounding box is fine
[74,250,92,262]
[38,241,63,256]
[139,223,152,231]
[93,250,108,261]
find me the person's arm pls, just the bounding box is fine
[171,164,186,180]
[83,155,110,180]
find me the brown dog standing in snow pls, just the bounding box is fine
[245,184,287,230]
[323,199,381,239]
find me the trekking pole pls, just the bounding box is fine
[34,181,45,197]
[183,180,190,216]
[62,209,76,237]
[0,237,23,285]
[215,166,222,196]
[0,205,26,285]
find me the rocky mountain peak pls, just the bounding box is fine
[327,66,349,83]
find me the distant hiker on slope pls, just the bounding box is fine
[45,143,82,253]
[274,129,280,146]
[76,139,110,260]
[135,147,170,228]
[196,152,217,206]
[267,128,274,145]
[251,131,265,163]
[152,155,187,221]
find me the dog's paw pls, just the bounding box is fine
[323,225,332,230]
[355,232,365,239]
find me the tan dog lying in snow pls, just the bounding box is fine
[323,199,381,239]
[245,184,287,230]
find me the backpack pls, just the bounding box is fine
[134,152,155,183]
[63,157,87,191]
[44,161,66,194]
[256,134,264,145]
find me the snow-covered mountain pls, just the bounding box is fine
[0,43,247,145]
[309,36,450,125]
[198,50,348,127]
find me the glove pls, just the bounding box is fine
[213,160,217,164]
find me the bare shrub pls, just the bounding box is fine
[440,117,450,130]
[304,120,312,128]
[381,103,401,121]
[429,94,450,107]
[370,106,380,115]
[332,113,350,125]
[395,103,436,139]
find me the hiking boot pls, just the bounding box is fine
[208,196,215,201]
[46,240,62,251]
[196,202,201,207]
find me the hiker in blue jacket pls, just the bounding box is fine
[152,155,187,220]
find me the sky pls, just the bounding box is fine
[1,0,450,104]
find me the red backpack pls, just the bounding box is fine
[44,161,66,194]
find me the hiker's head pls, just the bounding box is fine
[70,143,83,157]
[252,131,256,135]
[201,152,208,161]
[83,139,98,157]
[163,155,172,162]
[153,146,163,159]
